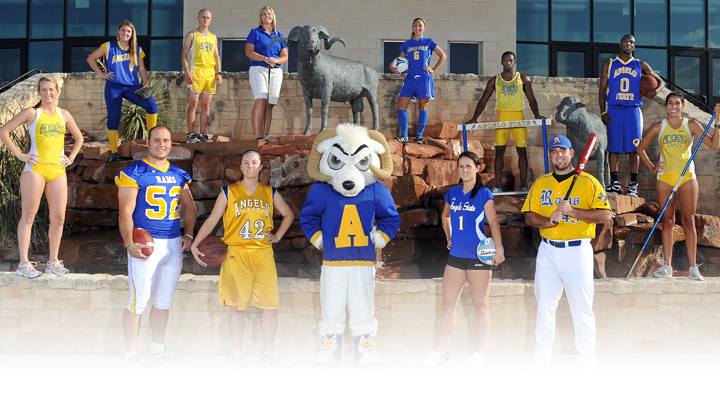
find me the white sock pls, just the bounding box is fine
[150,342,166,354]
[125,352,138,361]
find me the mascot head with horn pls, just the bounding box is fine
[307,123,393,197]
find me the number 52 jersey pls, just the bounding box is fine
[115,160,192,239]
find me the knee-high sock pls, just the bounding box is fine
[417,110,428,138]
[398,110,408,138]
[108,130,119,153]
[146,113,158,131]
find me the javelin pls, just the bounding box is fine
[625,112,717,279]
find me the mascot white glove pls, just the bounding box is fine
[370,225,388,249]
[313,234,323,250]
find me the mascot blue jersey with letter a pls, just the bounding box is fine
[300,123,400,367]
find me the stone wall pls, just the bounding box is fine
[1,272,718,354]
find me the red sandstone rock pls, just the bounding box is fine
[400,176,427,208]
[65,210,118,226]
[57,230,125,269]
[376,263,421,279]
[0,247,20,262]
[423,122,459,139]
[399,208,438,231]
[391,154,403,176]
[194,200,215,217]
[404,157,429,176]
[278,134,317,150]
[66,173,82,182]
[487,225,525,257]
[499,257,535,280]
[591,220,613,251]
[268,152,312,188]
[82,144,112,160]
[281,186,311,219]
[606,194,646,215]
[615,213,638,226]
[494,196,525,214]
[276,263,303,277]
[117,140,145,159]
[634,202,661,220]
[274,250,305,264]
[226,166,242,181]
[407,227,440,239]
[258,144,298,156]
[302,245,323,268]
[425,160,459,188]
[167,145,194,160]
[388,140,403,156]
[81,162,108,183]
[382,239,419,263]
[695,214,720,248]
[189,180,229,200]
[272,239,293,251]
[614,223,684,245]
[423,137,454,160]
[192,153,226,181]
[291,236,310,248]
[274,220,305,238]
[67,183,119,210]
[103,160,135,181]
[403,143,446,159]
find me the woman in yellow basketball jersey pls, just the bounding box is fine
[637,93,720,281]
[190,150,294,367]
[0,76,84,278]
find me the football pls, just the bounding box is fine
[640,75,659,96]
[197,236,228,267]
[391,56,409,74]
[132,228,154,257]
[476,237,499,265]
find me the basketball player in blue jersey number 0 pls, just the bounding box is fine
[389,18,446,144]
[116,125,197,370]
[87,21,159,163]
[599,34,664,197]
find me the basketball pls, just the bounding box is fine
[640,75,659,96]
[197,236,228,267]
[391,56,409,73]
[132,228,154,257]
[476,237,499,265]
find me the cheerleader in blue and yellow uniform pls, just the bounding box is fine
[0,76,84,278]
[87,20,158,162]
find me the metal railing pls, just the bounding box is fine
[0,69,48,94]
[658,74,714,112]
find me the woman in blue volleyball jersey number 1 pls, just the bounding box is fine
[389,18,446,144]
[419,151,504,372]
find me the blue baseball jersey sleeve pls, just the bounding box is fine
[115,160,191,239]
[299,182,400,266]
[400,37,438,77]
[444,186,494,259]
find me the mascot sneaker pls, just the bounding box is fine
[313,334,342,365]
[354,335,382,365]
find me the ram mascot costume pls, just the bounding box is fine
[300,123,400,366]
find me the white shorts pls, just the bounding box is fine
[249,65,283,104]
[126,237,183,315]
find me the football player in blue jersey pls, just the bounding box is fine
[115,125,197,369]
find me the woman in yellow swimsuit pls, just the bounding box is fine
[0,76,84,278]
[637,92,720,281]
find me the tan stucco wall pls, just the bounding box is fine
[182,0,515,74]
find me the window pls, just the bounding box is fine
[108,0,148,36]
[66,0,106,37]
[710,0,720,47]
[30,0,63,39]
[551,0,590,42]
[517,0,548,42]
[29,41,63,72]
[286,45,298,73]
[634,48,667,76]
[151,0,183,37]
[0,48,23,85]
[517,44,549,77]
[71,46,97,72]
[382,41,403,73]
[0,0,27,39]
[449,43,480,74]
[670,0,705,47]
[150,39,182,71]
[222,40,251,72]
[635,0,668,46]
[593,0,630,43]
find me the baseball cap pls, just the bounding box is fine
[548,135,572,150]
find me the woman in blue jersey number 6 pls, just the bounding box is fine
[87,20,158,162]
[389,17,446,144]
[419,151,504,372]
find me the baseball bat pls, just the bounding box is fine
[551,133,598,224]
[626,112,717,279]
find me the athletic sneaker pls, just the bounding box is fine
[466,352,487,372]
[146,349,185,366]
[354,335,382,365]
[491,186,503,194]
[418,348,449,366]
[229,350,243,369]
[313,334,342,365]
[626,181,639,197]
[198,133,212,143]
[15,262,41,279]
[260,350,292,367]
[652,264,673,278]
[524,360,550,373]
[125,356,143,373]
[108,152,120,162]
[606,180,622,195]
[45,259,68,275]
[520,186,529,193]
[689,264,704,281]
[397,136,409,144]
[415,137,424,144]
[186,133,200,143]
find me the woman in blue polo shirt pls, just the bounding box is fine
[245,6,288,141]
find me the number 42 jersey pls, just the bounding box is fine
[115,160,192,239]
[221,181,275,249]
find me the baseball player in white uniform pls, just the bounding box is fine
[521,135,612,371]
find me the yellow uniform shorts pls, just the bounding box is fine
[189,67,217,94]
[219,245,278,311]
[658,172,694,188]
[24,163,65,183]
[494,110,528,147]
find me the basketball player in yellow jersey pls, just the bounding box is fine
[466,51,545,193]
[0,76,83,278]
[182,9,222,144]
[191,150,294,368]
[636,93,720,281]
